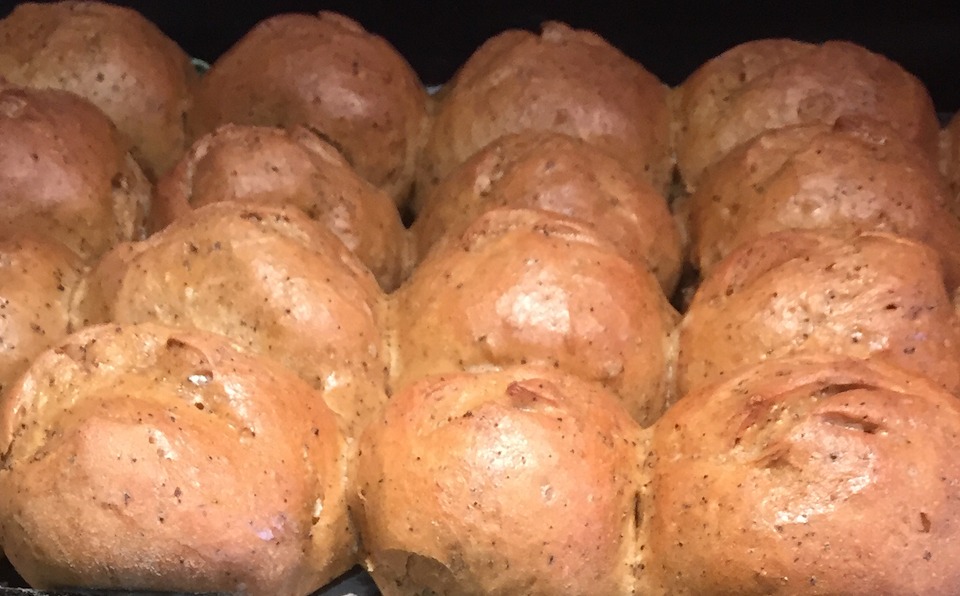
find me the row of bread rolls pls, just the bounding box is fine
[5,326,960,595]
[356,358,960,595]
[5,1,960,260]
[0,0,959,594]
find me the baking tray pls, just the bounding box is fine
[0,560,380,596]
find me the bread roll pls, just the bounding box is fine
[153,124,411,291]
[0,233,83,394]
[191,12,429,204]
[0,0,198,177]
[0,85,150,260]
[678,231,960,396]
[74,202,388,437]
[0,323,353,594]
[390,208,678,427]
[355,366,647,596]
[646,357,960,594]
[687,118,960,285]
[412,131,682,293]
[676,39,939,190]
[418,22,672,204]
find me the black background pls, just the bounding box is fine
[0,1,958,110]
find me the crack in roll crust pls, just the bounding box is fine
[646,357,960,594]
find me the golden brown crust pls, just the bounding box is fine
[0,233,83,395]
[0,322,354,595]
[677,39,939,189]
[418,22,672,204]
[355,366,647,596]
[0,85,150,260]
[678,231,960,396]
[391,208,678,427]
[153,124,412,291]
[191,12,429,204]
[646,357,960,594]
[411,131,682,293]
[74,202,388,438]
[687,118,960,286]
[0,1,198,177]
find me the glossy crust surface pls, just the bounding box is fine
[687,118,960,285]
[391,208,678,427]
[153,124,411,291]
[0,85,150,260]
[412,131,682,293]
[0,323,354,595]
[676,39,939,189]
[74,202,388,437]
[678,231,960,396]
[647,357,960,595]
[0,0,198,177]
[191,11,430,204]
[418,22,672,204]
[0,233,83,394]
[355,366,647,596]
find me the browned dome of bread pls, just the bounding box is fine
[676,39,939,190]
[390,208,678,427]
[0,323,354,595]
[678,231,960,396]
[191,12,430,204]
[0,233,83,394]
[153,124,412,291]
[74,202,388,438]
[418,22,672,204]
[0,1,198,177]
[411,131,682,293]
[0,85,150,260]
[645,357,960,595]
[687,118,960,284]
[355,366,647,596]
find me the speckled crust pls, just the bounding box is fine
[390,208,679,427]
[646,357,960,595]
[417,22,673,205]
[152,124,412,291]
[0,1,198,178]
[73,202,388,438]
[191,12,430,205]
[411,131,682,294]
[687,118,960,285]
[0,323,354,595]
[0,233,83,395]
[355,366,648,596]
[678,231,960,397]
[676,39,939,190]
[0,85,150,260]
